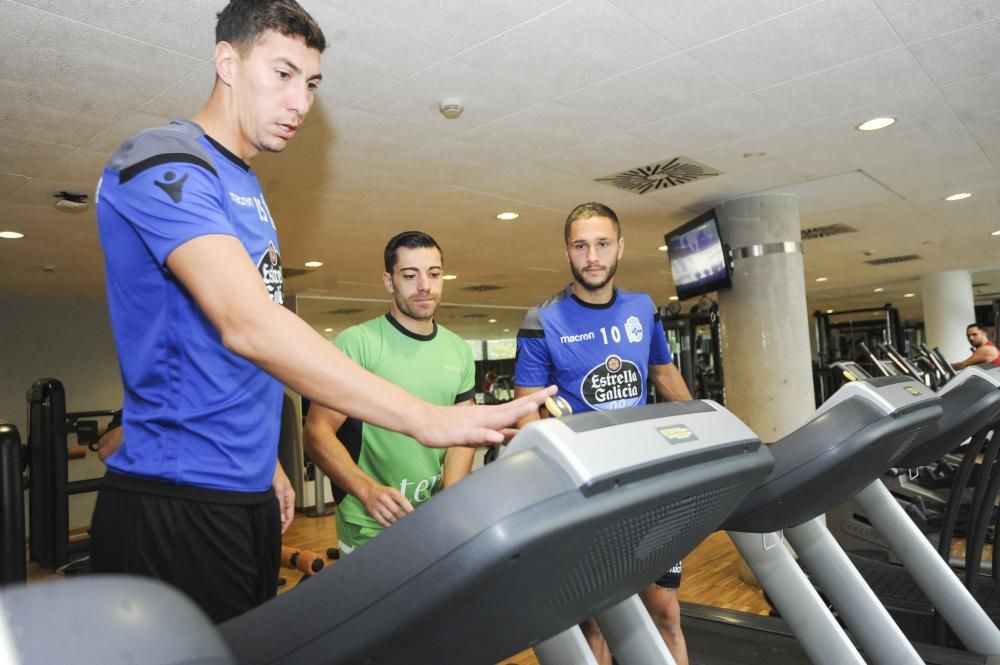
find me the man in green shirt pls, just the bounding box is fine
[304,231,476,551]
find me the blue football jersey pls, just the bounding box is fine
[96,120,283,492]
[515,286,672,414]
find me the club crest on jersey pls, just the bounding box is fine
[625,315,643,343]
[257,241,284,305]
[580,354,643,410]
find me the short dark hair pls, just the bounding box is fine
[968,323,988,334]
[564,202,620,243]
[384,231,442,272]
[216,0,326,54]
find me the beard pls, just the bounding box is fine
[395,292,438,321]
[570,258,618,292]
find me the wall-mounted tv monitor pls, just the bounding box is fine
[664,208,732,301]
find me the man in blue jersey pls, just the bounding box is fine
[91,0,553,624]
[515,202,693,665]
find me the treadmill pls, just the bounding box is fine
[680,371,1000,665]
[830,366,1000,646]
[0,400,774,665]
[536,376,943,665]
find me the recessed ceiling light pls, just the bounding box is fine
[324,327,333,333]
[443,274,458,280]
[945,192,973,201]
[815,277,828,282]
[904,293,915,298]
[658,245,668,252]
[304,260,323,268]
[488,318,498,324]
[826,309,835,314]
[668,296,679,301]
[992,231,1000,237]
[503,328,510,333]
[873,287,884,293]
[0,231,24,239]
[856,117,896,131]
[496,212,519,221]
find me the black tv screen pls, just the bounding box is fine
[665,209,731,301]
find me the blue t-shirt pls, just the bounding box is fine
[515,286,672,414]
[96,119,283,492]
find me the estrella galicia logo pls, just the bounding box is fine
[580,354,643,410]
[154,170,188,203]
[257,241,284,305]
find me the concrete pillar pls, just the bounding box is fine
[921,271,975,363]
[716,194,815,442]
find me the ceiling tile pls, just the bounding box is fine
[798,90,975,168]
[689,128,828,177]
[608,0,819,50]
[554,52,741,130]
[0,2,203,119]
[379,138,527,188]
[905,179,1000,218]
[37,149,112,188]
[752,47,934,123]
[0,172,31,198]
[740,152,859,192]
[459,162,639,212]
[0,134,75,178]
[761,170,901,216]
[963,111,1000,145]
[455,103,621,159]
[303,4,448,107]
[687,0,902,91]
[456,0,678,99]
[351,59,539,135]
[329,0,567,55]
[631,96,790,156]
[864,147,998,197]
[533,131,676,179]
[311,107,449,167]
[872,0,1000,44]
[17,0,217,58]
[909,18,1000,86]
[982,140,1000,169]
[5,176,97,209]
[138,60,217,120]
[941,72,1000,119]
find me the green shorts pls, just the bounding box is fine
[335,512,384,553]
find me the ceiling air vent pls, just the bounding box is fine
[282,267,311,278]
[801,223,858,241]
[326,307,365,315]
[596,157,720,195]
[461,313,488,319]
[461,284,504,292]
[864,255,921,266]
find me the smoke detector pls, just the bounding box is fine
[439,97,464,119]
[53,191,89,213]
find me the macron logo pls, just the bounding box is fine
[560,332,596,344]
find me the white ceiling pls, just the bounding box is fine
[1,0,999,339]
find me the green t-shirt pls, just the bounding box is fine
[333,313,475,543]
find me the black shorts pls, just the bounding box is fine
[90,472,281,624]
[654,560,682,589]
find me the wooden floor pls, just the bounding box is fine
[27,512,771,665]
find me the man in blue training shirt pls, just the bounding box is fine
[515,202,693,665]
[91,0,553,624]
